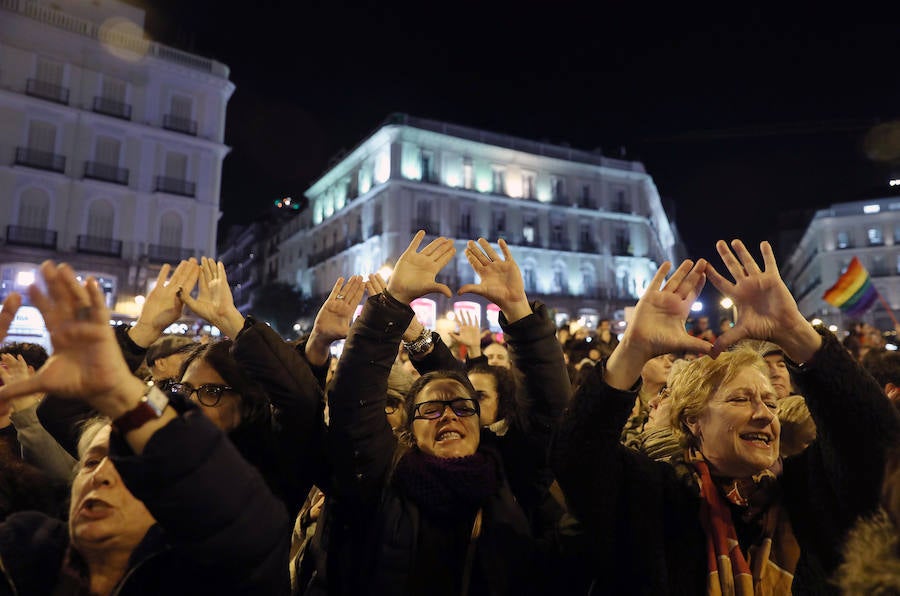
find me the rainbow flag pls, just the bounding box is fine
[822,257,879,316]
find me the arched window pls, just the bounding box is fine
[551,261,568,294]
[18,187,50,229]
[581,263,597,298]
[159,212,183,247]
[521,258,538,294]
[87,199,114,239]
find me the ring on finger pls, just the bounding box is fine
[336,294,345,300]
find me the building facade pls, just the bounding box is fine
[782,194,900,331]
[274,113,680,330]
[0,0,233,343]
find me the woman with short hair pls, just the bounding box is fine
[553,239,900,595]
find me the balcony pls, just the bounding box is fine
[550,195,571,207]
[162,114,198,136]
[15,147,66,173]
[77,235,122,257]
[612,243,633,257]
[25,78,69,104]
[6,225,57,249]
[92,96,132,120]
[578,197,596,209]
[84,161,129,185]
[147,244,194,263]
[154,176,196,198]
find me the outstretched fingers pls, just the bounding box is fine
[0,293,22,341]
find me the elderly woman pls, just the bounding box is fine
[553,240,900,595]
[0,264,290,594]
[322,232,562,595]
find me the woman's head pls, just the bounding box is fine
[175,340,270,433]
[402,371,481,458]
[669,347,780,478]
[467,364,519,426]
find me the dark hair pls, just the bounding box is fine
[401,370,479,440]
[178,340,271,432]
[862,348,900,388]
[0,342,48,370]
[468,363,520,422]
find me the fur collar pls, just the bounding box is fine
[836,508,900,594]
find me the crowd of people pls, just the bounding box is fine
[0,232,898,595]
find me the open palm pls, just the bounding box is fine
[458,238,529,321]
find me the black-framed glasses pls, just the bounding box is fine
[413,398,479,420]
[168,382,235,407]
[385,396,403,415]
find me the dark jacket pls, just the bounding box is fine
[412,302,570,521]
[0,404,291,595]
[317,291,541,596]
[552,328,900,595]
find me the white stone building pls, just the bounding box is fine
[0,0,233,338]
[782,194,900,331]
[274,113,679,329]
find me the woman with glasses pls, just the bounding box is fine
[552,240,900,594]
[320,232,560,596]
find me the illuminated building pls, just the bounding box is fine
[274,113,680,329]
[0,0,233,340]
[782,195,900,331]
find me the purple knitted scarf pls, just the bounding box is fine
[393,449,499,518]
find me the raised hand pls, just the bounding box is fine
[458,238,530,323]
[0,293,21,342]
[130,259,199,347]
[179,257,244,338]
[706,239,821,361]
[364,272,387,297]
[605,260,712,390]
[0,262,144,417]
[449,310,483,357]
[386,231,456,303]
[0,353,43,413]
[306,276,365,366]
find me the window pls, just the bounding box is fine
[35,57,64,85]
[492,167,505,195]
[18,188,50,229]
[421,152,434,182]
[416,201,432,229]
[522,172,535,199]
[94,136,121,165]
[27,120,57,153]
[492,210,506,235]
[551,220,564,243]
[101,76,127,103]
[551,263,567,294]
[459,204,472,236]
[522,260,537,293]
[614,227,630,255]
[87,200,114,239]
[159,212,183,247]
[551,176,565,200]
[165,152,188,180]
[581,265,597,298]
[169,94,193,119]
[523,213,537,244]
[868,227,884,246]
[463,160,473,189]
[837,231,851,249]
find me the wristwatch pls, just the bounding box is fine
[112,385,170,435]
[403,327,434,356]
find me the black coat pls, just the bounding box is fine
[317,291,543,596]
[0,405,291,595]
[552,329,900,595]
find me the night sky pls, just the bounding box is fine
[135,2,900,270]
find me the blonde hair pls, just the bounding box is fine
[668,346,770,449]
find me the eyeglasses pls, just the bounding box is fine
[384,397,403,415]
[413,398,479,420]
[168,382,235,407]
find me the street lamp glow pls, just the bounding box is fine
[811,318,823,326]
[691,301,703,313]
[134,295,145,306]
[377,265,393,280]
[828,324,838,332]
[15,271,35,286]
[720,297,734,309]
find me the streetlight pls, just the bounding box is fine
[720,297,737,322]
[691,301,703,313]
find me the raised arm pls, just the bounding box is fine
[328,232,455,505]
[0,262,290,592]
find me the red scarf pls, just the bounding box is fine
[690,452,800,596]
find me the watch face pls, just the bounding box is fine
[145,386,170,416]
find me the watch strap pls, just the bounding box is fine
[112,385,170,435]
